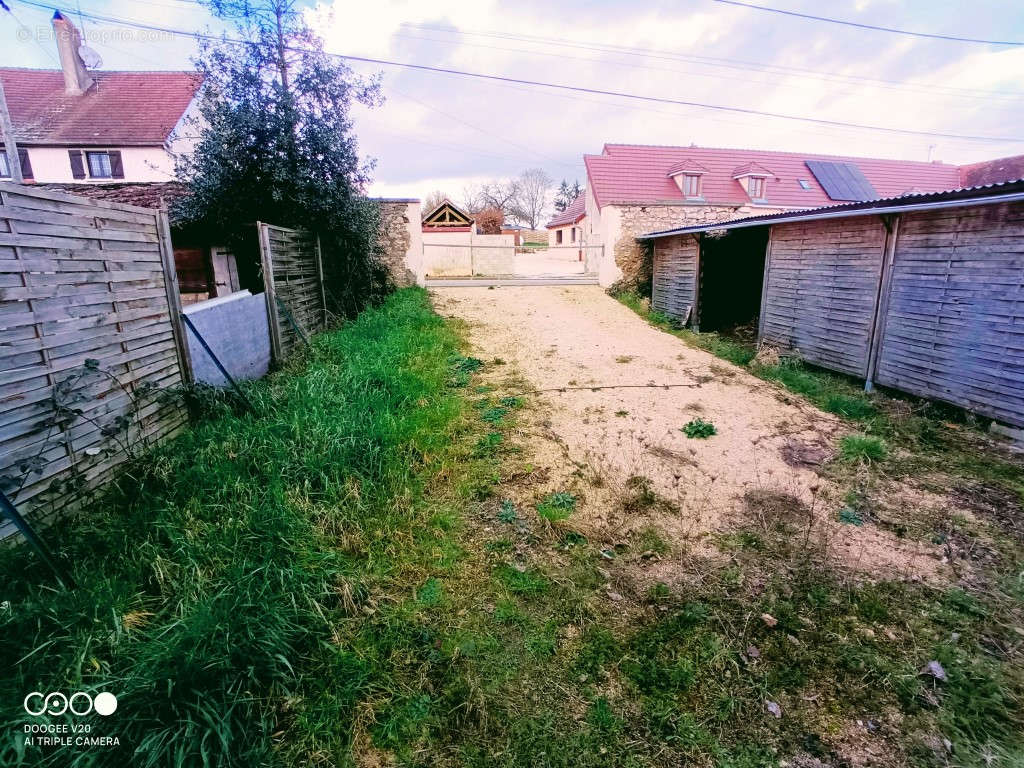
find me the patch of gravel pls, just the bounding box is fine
[431,286,948,582]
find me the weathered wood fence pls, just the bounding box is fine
[0,183,191,531]
[1,187,330,533]
[649,196,1024,428]
[257,222,326,363]
[758,201,1024,427]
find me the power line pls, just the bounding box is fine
[392,28,1021,106]
[712,0,1024,46]
[13,0,1023,145]
[387,86,577,169]
[400,22,1024,101]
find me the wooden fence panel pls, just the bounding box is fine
[875,202,1024,427]
[651,234,698,324]
[258,222,326,362]
[0,183,189,531]
[760,217,887,377]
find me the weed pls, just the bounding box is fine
[498,499,518,523]
[481,406,508,424]
[614,410,629,417]
[682,418,717,438]
[615,355,634,364]
[840,434,887,463]
[536,491,577,522]
[499,396,522,409]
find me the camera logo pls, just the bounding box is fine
[23,692,117,717]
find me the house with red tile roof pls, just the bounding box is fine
[544,194,585,246]
[0,12,202,185]
[578,142,1016,288]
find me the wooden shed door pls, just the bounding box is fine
[173,247,212,294]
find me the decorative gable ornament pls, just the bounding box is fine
[422,199,475,230]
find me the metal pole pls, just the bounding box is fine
[0,489,75,588]
[180,312,254,410]
[0,78,24,182]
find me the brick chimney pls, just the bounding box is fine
[51,11,94,95]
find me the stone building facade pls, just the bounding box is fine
[610,203,782,291]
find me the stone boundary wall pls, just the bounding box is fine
[375,199,423,286]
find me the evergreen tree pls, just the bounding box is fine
[174,0,386,315]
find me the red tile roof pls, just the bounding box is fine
[585,143,963,210]
[0,68,203,146]
[666,159,710,176]
[959,154,1024,188]
[545,194,586,228]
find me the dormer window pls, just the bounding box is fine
[732,161,773,202]
[667,160,709,200]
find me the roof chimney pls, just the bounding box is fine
[51,11,94,95]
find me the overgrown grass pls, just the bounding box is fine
[0,288,496,766]
[4,287,1022,768]
[840,433,888,463]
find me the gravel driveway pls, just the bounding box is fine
[431,286,945,581]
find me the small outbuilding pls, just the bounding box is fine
[639,180,1024,428]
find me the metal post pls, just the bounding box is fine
[0,489,75,588]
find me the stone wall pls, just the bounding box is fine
[376,199,422,286]
[611,203,783,292]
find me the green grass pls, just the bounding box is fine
[4,287,1022,768]
[840,433,888,463]
[0,288,497,766]
[536,491,577,522]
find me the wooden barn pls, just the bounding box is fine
[639,180,1024,428]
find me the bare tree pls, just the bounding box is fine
[423,190,447,214]
[513,168,553,230]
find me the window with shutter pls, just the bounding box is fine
[68,149,86,179]
[86,151,113,178]
[108,151,124,179]
[17,148,33,179]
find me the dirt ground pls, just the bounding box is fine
[431,285,949,582]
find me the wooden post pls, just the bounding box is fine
[756,227,774,348]
[258,221,284,364]
[156,208,194,385]
[314,234,328,328]
[0,80,23,183]
[864,214,900,392]
[691,234,702,332]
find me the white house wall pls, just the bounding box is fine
[24,145,177,183]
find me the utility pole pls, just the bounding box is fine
[0,77,23,182]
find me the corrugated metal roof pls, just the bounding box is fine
[638,178,1024,239]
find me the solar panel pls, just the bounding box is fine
[805,160,878,201]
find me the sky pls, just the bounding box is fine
[4,0,1024,213]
